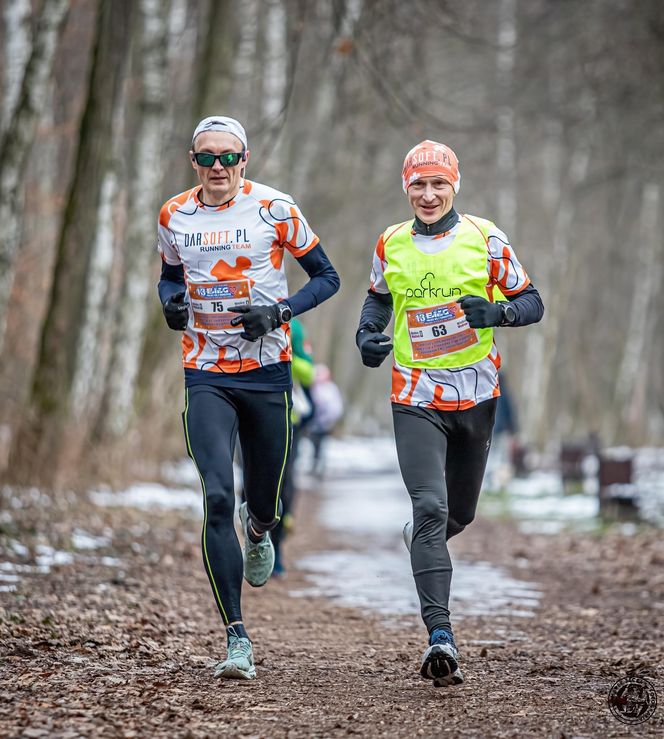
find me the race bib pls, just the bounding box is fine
[188,279,251,331]
[407,301,479,361]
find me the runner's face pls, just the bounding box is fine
[407,177,455,223]
[190,131,247,205]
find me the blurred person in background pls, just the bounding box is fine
[157,116,339,680]
[355,140,543,688]
[308,364,344,477]
[271,318,315,576]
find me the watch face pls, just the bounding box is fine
[505,305,517,324]
[279,305,292,323]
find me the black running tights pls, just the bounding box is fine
[392,398,497,633]
[184,384,292,625]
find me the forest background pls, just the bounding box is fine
[1,0,663,490]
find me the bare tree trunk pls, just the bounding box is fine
[290,0,364,192]
[2,0,32,132]
[193,0,234,120]
[495,0,517,238]
[24,0,131,485]
[529,128,591,444]
[69,170,120,419]
[103,0,172,437]
[257,0,289,181]
[612,183,661,442]
[232,0,259,125]
[0,0,70,350]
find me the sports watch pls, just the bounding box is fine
[500,302,517,326]
[276,302,293,324]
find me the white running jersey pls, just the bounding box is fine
[157,180,319,373]
[369,216,530,411]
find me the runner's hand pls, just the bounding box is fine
[230,304,280,341]
[162,291,189,331]
[457,295,503,328]
[356,330,393,367]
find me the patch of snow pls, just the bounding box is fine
[90,483,201,515]
[34,545,74,568]
[71,529,111,550]
[9,540,29,557]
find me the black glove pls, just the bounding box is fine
[356,329,393,368]
[229,304,280,341]
[457,295,503,328]
[162,290,189,330]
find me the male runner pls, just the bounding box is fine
[356,140,543,687]
[157,116,339,679]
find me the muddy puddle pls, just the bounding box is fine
[292,438,544,622]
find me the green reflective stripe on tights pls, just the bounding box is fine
[273,390,290,521]
[183,387,229,624]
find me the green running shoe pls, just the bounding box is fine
[214,635,256,680]
[239,502,275,587]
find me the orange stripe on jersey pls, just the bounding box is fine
[243,180,253,194]
[404,369,422,403]
[392,366,407,400]
[210,346,261,373]
[375,234,386,262]
[391,367,422,404]
[160,187,197,227]
[270,240,285,269]
[429,390,479,412]
[279,346,292,362]
[182,333,194,360]
[183,332,206,366]
[185,334,207,369]
[500,276,531,296]
[291,235,319,257]
[274,221,289,247]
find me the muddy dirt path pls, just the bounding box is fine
[1,480,662,738]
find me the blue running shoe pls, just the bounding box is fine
[420,628,464,687]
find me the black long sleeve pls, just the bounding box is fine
[357,290,394,336]
[158,261,186,304]
[285,243,340,316]
[505,284,544,326]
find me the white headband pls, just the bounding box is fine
[191,116,247,150]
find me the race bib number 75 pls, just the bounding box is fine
[188,279,251,331]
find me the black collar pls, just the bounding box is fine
[413,207,459,236]
[196,187,237,209]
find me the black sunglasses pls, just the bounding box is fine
[192,151,245,168]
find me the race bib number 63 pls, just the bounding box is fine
[407,301,479,360]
